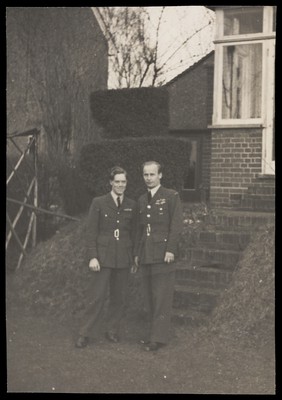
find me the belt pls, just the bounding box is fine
[114,229,120,240]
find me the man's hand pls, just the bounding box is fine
[131,264,138,274]
[89,258,100,272]
[134,256,139,267]
[164,252,174,263]
[131,256,139,274]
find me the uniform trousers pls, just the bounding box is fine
[79,267,130,338]
[141,263,176,344]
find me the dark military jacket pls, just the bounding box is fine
[134,186,183,264]
[85,193,137,268]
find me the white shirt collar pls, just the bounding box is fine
[149,185,161,198]
[111,191,124,205]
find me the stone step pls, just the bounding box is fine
[173,284,220,313]
[186,247,241,270]
[203,209,275,230]
[197,230,251,251]
[175,263,233,289]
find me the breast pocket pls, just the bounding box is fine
[156,199,167,211]
[123,210,133,220]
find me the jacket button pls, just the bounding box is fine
[147,205,151,209]
[147,214,151,218]
[117,221,120,223]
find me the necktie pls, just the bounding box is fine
[117,196,121,208]
[147,190,152,203]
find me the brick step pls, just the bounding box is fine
[186,247,241,270]
[197,230,251,251]
[173,285,220,313]
[240,198,275,212]
[247,186,275,195]
[243,194,275,203]
[171,307,211,326]
[175,263,233,289]
[247,179,275,187]
[203,209,275,230]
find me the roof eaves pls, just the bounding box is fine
[164,50,214,87]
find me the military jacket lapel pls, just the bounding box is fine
[105,193,118,210]
[151,186,164,204]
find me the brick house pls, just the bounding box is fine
[6,7,108,157]
[167,6,275,211]
[86,6,275,321]
[207,5,275,211]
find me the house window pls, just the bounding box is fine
[183,140,197,190]
[181,137,203,202]
[224,7,263,36]
[222,43,262,119]
[213,6,276,174]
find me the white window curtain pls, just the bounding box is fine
[222,43,262,119]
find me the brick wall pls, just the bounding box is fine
[210,128,263,208]
[166,52,214,130]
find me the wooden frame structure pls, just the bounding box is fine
[6,128,79,270]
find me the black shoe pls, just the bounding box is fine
[143,342,165,352]
[105,331,120,343]
[75,336,89,348]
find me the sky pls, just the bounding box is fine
[144,6,215,84]
[95,6,215,88]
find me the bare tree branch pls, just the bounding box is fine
[96,6,214,88]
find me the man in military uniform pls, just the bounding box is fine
[75,166,137,348]
[134,161,183,351]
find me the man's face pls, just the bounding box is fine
[110,173,127,195]
[143,164,162,189]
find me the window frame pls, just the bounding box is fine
[212,6,275,174]
[218,40,264,124]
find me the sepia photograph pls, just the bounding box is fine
[6,6,275,394]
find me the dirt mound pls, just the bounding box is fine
[12,218,88,319]
[11,216,143,321]
[203,223,275,347]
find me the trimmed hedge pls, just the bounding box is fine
[90,87,169,138]
[79,136,192,201]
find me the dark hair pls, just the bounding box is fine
[142,161,162,173]
[109,166,127,181]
